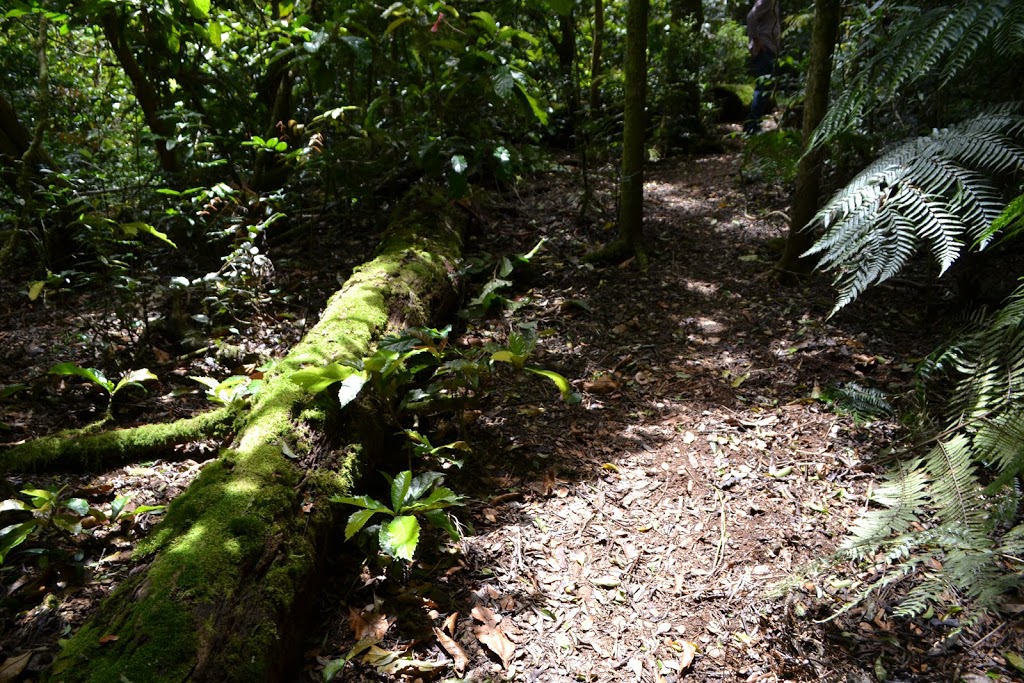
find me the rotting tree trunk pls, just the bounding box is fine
[46,186,465,682]
[775,0,842,280]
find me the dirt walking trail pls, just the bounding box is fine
[3,150,1021,683]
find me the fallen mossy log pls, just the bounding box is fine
[1,407,235,473]
[47,186,466,682]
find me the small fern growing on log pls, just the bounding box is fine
[804,104,1024,313]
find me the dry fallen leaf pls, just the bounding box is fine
[471,604,516,668]
[98,634,119,644]
[443,611,459,635]
[433,626,469,674]
[349,606,390,642]
[0,652,32,683]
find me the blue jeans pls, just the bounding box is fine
[745,49,776,134]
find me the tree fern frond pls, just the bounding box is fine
[941,1,1008,84]
[924,435,988,532]
[806,108,1024,314]
[844,458,930,548]
[893,577,950,618]
[809,0,1020,151]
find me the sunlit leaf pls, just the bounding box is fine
[337,373,367,408]
[119,221,177,248]
[0,521,37,564]
[515,81,548,125]
[525,366,574,400]
[27,281,45,301]
[451,154,468,174]
[189,0,210,19]
[380,515,420,561]
[48,363,112,392]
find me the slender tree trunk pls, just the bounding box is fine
[46,188,466,682]
[100,10,182,174]
[585,0,649,266]
[775,0,842,279]
[589,0,604,112]
[617,0,650,264]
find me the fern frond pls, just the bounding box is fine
[810,0,1023,151]
[924,435,988,533]
[844,457,930,548]
[806,106,1024,314]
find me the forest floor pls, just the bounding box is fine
[2,137,1023,682]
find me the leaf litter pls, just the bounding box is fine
[3,147,1024,681]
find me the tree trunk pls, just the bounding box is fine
[589,0,604,112]
[775,0,842,279]
[593,0,649,267]
[100,10,182,175]
[46,187,465,682]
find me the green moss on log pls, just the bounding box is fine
[47,186,465,683]
[1,407,234,473]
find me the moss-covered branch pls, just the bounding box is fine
[47,186,466,683]
[1,407,235,474]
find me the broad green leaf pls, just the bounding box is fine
[491,350,521,366]
[52,513,82,535]
[0,521,37,564]
[515,82,548,125]
[404,485,464,513]
[470,10,498,36]
[380,515,420,561]
[112,369,158,396]
[494,145,511,163]
[289,363,355,394]
[65,498,89,515]
[384,16,410,36]
[119,221,177,248]
[48,363,112,392]
[492,66,514,99]
[189,0,210,19]
[451,154,468,174]
[129,505,166,516]
[423,509,460,541]
[525,366,573,400]
[27,281,45,300]
[274,141,288,152]
[390,470,412,512]
[190,376,220,391]
[407,471,445,503]
[331,494,391,512]
[0,384,27,401]
[208,19,222,46]
[337,373,367,409]
[110,495,131,521]
[21,489,56,507]
[344,508,386,540]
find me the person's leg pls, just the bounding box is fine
[745,49,776,135]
